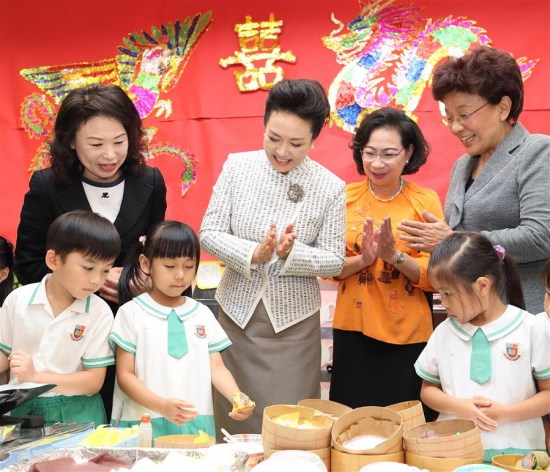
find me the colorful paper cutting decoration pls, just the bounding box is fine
[323,0,538,132]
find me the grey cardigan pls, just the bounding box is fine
[445,123,550,313]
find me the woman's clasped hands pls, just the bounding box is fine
[252,223,296,263]
[360,216,398,267]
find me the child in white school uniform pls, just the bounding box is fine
[0,211,120,425]
[538,260,550,452]
[110,220,254,439]
[415,232,550,462]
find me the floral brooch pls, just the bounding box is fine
[287,183,305,203]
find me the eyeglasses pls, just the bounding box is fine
[441,102,490,127]
[361,148,404,162]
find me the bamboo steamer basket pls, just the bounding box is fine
[298,399,352,420]
[403,419,484,459]
[405,451,483,472]
[262,404,334,450]
[332,406,404,455]
[387,400,426,432]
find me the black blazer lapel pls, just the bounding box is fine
[55,181,92,212]
[114,172,154,239]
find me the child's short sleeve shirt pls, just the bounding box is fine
[0,275,115,394]
[110,293,232,422]
[415,305,550,452]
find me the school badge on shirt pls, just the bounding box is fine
[70,325,86,341]
[503,343,521,361]
[194,325,206,338]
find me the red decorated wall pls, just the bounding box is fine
[1,0,549,259]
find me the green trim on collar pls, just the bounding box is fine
[135,295,200,320]
[27,283,41,305]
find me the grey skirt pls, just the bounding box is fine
[213,300,321,438]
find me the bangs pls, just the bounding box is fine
[147,222,200,262]
[429,264,469,293]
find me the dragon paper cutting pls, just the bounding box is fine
[323,0,539,132]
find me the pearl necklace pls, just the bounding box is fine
[368,178,403,203]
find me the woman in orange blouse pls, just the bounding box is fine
[329,107,443,408]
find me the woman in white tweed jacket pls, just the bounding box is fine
[398,46,550,314]
[200,79,345,435]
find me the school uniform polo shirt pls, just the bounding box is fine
[110,293,232,423]
[415,305,550,454]
[0,275,115,396]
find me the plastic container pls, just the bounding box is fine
[138,413,152,448]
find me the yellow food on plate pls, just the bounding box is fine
[193,430,213,444]
[231,392,256,413]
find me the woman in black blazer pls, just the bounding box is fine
[14,84,167,420]
[15,84,167,305]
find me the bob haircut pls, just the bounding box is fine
[140,220,201,268]
[46,210,121,262]
[428,232,525,310]
[264,79,330,140]
[50,84,146,184]
[432,46,524,123]
[351,107,430,176]
[118,220,200,305]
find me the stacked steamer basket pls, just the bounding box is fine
[331,406,404,472]
[403,419,484,471]
[298,399,352,422]
[262,405,334,470]
[387,401,426,433]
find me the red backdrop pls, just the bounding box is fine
[1,0,549,260]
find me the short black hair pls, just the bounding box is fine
[351,107,430,176]
[264,79,330,139]
[47,210,121,262]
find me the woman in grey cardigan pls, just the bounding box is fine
[200,79,345,435]
[398,46,550,314]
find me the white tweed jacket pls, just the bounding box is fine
[199,151,346,333]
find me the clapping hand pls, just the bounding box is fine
[359,218,377,267]
[252,223,276,263]
[276,224,296,260]
[376,216,398,263]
